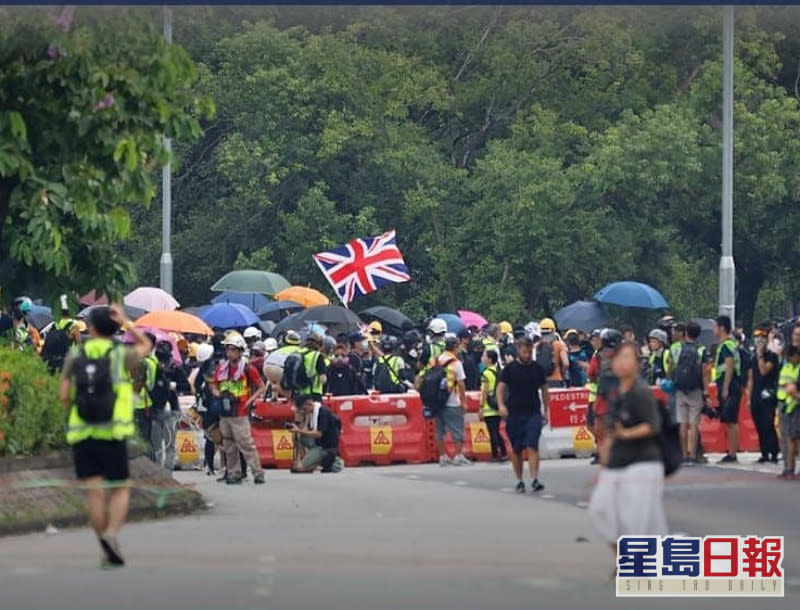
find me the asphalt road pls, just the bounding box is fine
[0,455,797,610]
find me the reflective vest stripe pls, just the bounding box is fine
[481,367,499,416]
[713,339,741,381]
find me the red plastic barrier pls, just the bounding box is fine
[326,393,432,466]
[439,391,493,461]
[251,399,296,469]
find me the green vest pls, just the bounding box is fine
[299,348,324,396]
[713,338,741,382]
[136,354,158,410]
[66,338,135,445]
[54,318,75,332]
[481,366,499,416]
[777,360,800,414]
[482,337,500,355]
[277,344,300,355]
[378,355,404,386]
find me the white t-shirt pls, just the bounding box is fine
[438,353,466,407]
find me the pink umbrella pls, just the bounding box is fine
[79,290,108,306]
[458,310,488,329]
[124,286,179,312]
[122,326,182,365]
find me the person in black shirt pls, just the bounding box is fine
[327,341,365,396]
[290,395,342,473]
[497,335,549,494]
[749,324,780,463]
[458,329,480,391]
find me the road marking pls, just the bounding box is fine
[500,487,513,493]
[255,555,276,599]
[405,474,419,480]
[541,494,555,499]
[453,481,468,486]
[575,501,589,508]
[254,587,271,598]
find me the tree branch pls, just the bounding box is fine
[453,6,502,83]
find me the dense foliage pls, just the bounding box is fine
[0,348,66,456]
[4,7,800,329]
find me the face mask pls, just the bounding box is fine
[361,340,369,351]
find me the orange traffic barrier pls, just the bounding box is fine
[440,391,493,461]
[250,399,296,469]
[325,393,432,466]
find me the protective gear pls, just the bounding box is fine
[263,338,278,352]
[154,340,173,363]
[777,361,800,413]
[368,320,383,334]
[428,318,447,335]
[251,340,267,354]
[322,335,337,352]
[243,327,262,340]
[564,329,578,339]
[590,329,601,338]
[648,329,668,346]
[498,321,513,335]
[12,296,33,315]
[712,338,741,381]
[600,328,622,350]
[306,331,324,346]
[480,366,500,417]
[539,318,556,333]
[222,332,247,351]
[524,322,541,340]
[66,338,135,445]
[196,343,214,363]
[284,330,301,346]
[380,336,398,353]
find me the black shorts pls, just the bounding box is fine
[505,413,544,453]
[72,439,130,481]
[719,390,741,424]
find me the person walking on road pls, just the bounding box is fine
[588,341,667,566]
[479,349,506,462]
[496,335,549,493]
[435,335,472,466]
[749,324,780,464]
[672,321,711,464]
[211,332,266,485]
[59,304,153,567]
[714,315,743,463]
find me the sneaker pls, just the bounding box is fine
[515,481,526,494]
[756,456,768,464]
[684,457,697,466]
[718,454,738,464]
[453,454,472,466]
[216,470,228,483]
[531,479,545,492]
[253,474,265,485]
[204,465,215,476]
[770,455,779,464]
[99,535,125,566]
[225,476,244,485]
[589,456,600,465]
[439,455,453,467]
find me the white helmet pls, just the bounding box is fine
[243,326,262,340]
[264,338,278,352]
[648,329,668,345]
[222,331,247,351]
[196,343,214,363]
[428,318,447,335]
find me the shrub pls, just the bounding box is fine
[0,347,67,456]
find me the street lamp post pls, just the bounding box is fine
[718,5,735,322]
[159,6,174,295]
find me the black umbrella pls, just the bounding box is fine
[359,306,414,335]
[77,303,146,321]
[554,301,609,333]
[692,318,718,349]
[272,306,362,338]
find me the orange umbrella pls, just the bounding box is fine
[135,310,213,336]
[274,286,330,308]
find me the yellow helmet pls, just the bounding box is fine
[498,321,513,334]
[368,320,383,334]
[540,318,556,332]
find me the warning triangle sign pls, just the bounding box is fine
[180,437,196,453]
[276,436,292,451]
[574,426,592,441]
[373,430,391,445]
[473,429,490,443]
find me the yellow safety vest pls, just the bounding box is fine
[712,339,741,382]
[482,337,500,356]
[378,355,404,386]
[648,349,672,384]
[66,338,135,445]
[136,354,158,410]
[481,366,499,416]
[777,360,800,414]
[299,348,324,396]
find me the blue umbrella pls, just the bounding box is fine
[211,291,272,311]
[199,303,259,330]
[28,304,53,330]
[594,281,669,310]
[554,301,609,333]
[435,313,467,335]
[256,300,305,322]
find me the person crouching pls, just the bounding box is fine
[290,394,342,473]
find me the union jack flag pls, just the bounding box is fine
[313,230,411,306]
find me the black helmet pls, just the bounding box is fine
[402,329,421,345]
[155,340,173,363]
[600,328,622,350]
[380,335,398,353]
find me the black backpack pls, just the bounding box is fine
[73,346,116,423]
[673,343,703,392]
[41,326,71,373]
[281,349,312,392]
[148,362,170,410]
[420,357,455,418]
[374,356,404,394]
[459,351,480,391]
[656,398,682,477]
[535,337,556,377]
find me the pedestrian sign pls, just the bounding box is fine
[572,425,595,452]
[271,430,294,461]
[370,426,392,455]
[469,422,491,455]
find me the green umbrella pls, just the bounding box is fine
[210,270,291,296]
